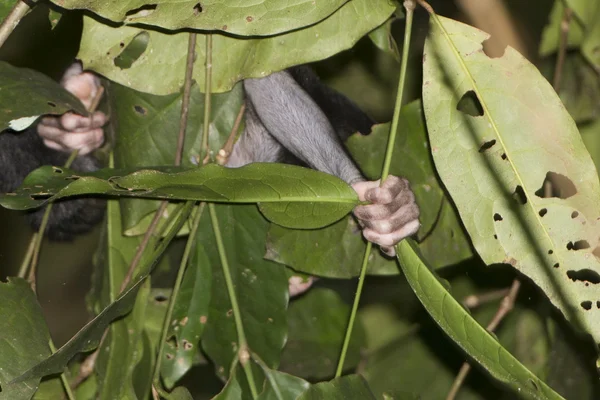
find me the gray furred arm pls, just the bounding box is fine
[243,71,363,184]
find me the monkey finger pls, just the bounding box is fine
[47,129,104,154]
[60,112,107,131]
[362,219,420,247]
[351,180,380,202]
[63,73,102,109]
[380,245,396,257]
[353,189,416,221]
[39,116,62,129]
[364,175,408,204]
[358,202,420,234]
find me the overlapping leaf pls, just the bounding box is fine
[78,0,395,94]
[422,15,600,351]
[0,61,86,131]
[50,0,347,36]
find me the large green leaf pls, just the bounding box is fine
[93,200,151,399]
[201,205,288,378]
[254,355,310,400]
[423,16,600,347]
[539,0,584,57]
[279,288,365,380]
[396,240,563,399]
[0,163,358,230]
[0,278,52,400]
[50,0,346,36]
[296,375,376,400]
[0,61,86,131]
[11,202,194,384]
[78,0,395,94]
[581,4,600,69]
[110,82,243,235]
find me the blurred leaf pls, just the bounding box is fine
[581,4,600,69]
[166,386,194,400]
[297,375,376,400]
[266,217,398,278]
[12,202,194,384]
[143,289,170,350]
[0,61,86,131]
[0,278,52,400]
[539,0,584,56]
[581,117,600,173]
[201,205,288,378]
[110,82,243,235]
[254,355,310,400]
[50,0,346,36]
[160,240,212,389]
[368,18,401,62]
[0,1,12,21]
[32,377,64,400]
[1,163,358,230]
[564,0,598,28]
[93,199,151,399]
[397,239,563,399]
[279,288,365,380]
[423,16,600,348]
[78,0,395,94]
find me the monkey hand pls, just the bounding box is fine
[352,175,420,257]
[37,62,107,155]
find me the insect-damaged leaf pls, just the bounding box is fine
[77,0,395,95]
[0,163,357,230]
[423,16,600,348]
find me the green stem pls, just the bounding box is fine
[153,203,205,385]
[208,203,258,399]
[201,34,213,162]
[49,340,75,400]
[335,1,416,377]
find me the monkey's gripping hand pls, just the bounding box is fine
[37,62,107,154]
[352,175,420,257]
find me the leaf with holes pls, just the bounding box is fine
[0,61,87,131]
[423,16,600,348]
[77,0,395,95]
[50,0,347,36]
[0,163,358,230]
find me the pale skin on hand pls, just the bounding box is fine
[352,175,420,257]
[37,63,107,155]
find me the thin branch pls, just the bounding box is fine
[336,0,416,378]
[0,0,32,48]
[175,33,197,166]
[462,288,510,309]
[201,34,213,163]
[446,279,521,400]
[216,102,246,165]
[552,7,572,92]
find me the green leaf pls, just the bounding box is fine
[78,0,395,94]
[166,386,194,400]
[110,82,243,235]
[539,0,584,57]
[254,355,310,400]
[423,16,600,348]
[581,117,600,174]
[397,239,564,399]
[279,288,365,380]
[50,0,347,36]
[93,200,151,399]
[1,163,358,230]
[0,278,52,400]
[368,18,401,62]
[0,61,86,131]
[296,375,376,400]
[581,4,600,69]
[11,202,194,384]
[160,242,212,389]
[201,205,288,378]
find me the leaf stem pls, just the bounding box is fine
[48,339,76,400]
[552,6,572,92]
[0,0,32,48]
[336,0,416,378]
[201,34,213,163]
[208,203,258,398]
[153,203,205,386]
[175,33,197,166]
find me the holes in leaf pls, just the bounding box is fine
[114,31,149,69]
[52,167,63,174]
[553,263,559,269]
[125,4,157,18]
[47,101,56,107]
[581,301,592,310]
[594,246,600,261]
[482,37,506,58]
[566,240,590,251]
[501,153,507,161]
[512,185,527,205]
[478,139,496,153]
[493,234,498,239]
[193,3,203,15]
[456,90,484,117]
[571,211,579,219]
[183,339,193,350]
[597,301,600,309]
[548,250,553,255]
[539,208,547,217]
[134,105,147,115]
[528,379,539,392]
[154,293,169,302]
[566,269,600,284]
[534,171,577,199]
[493,213,503,221]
